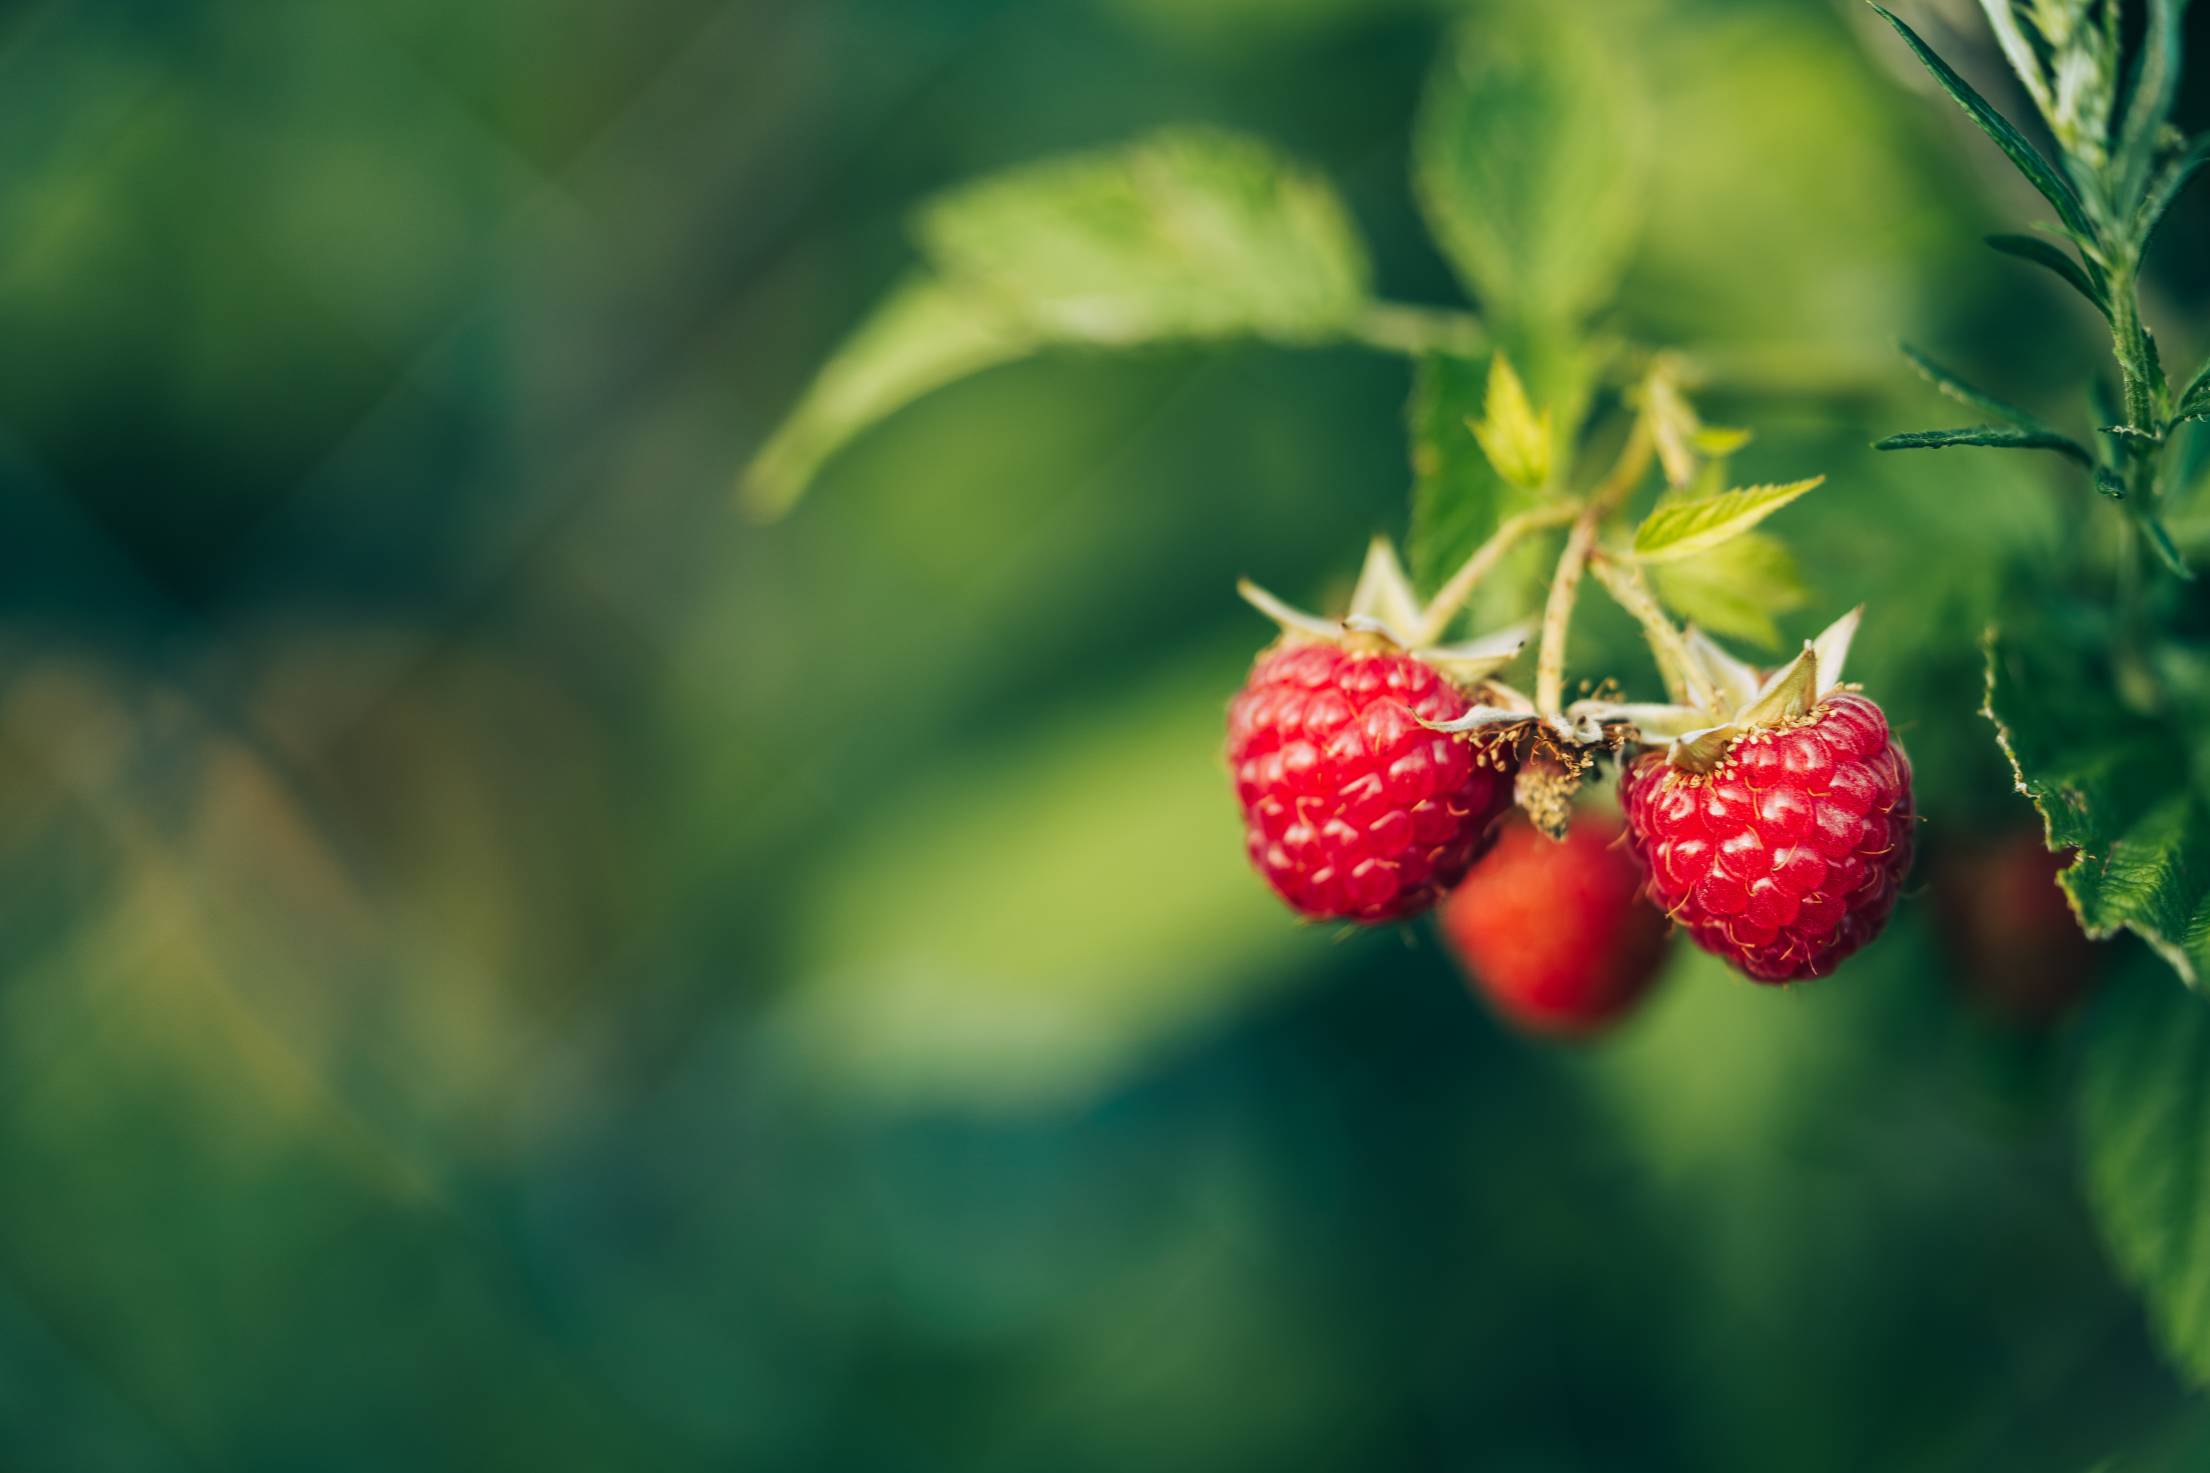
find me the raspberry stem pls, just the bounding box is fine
[1410,502,1580,646]
[1588,553,1720,712]
[1534,412,1655,715]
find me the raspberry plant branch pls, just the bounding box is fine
[1587,553,1721,713]
[1533,407,1656,717]
[1870,0,2207,580]
[1409,502,1580,647]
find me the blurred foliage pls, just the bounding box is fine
[0,0,2206,1468]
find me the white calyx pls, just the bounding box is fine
[1565,605,1864,772]
[1237,535,1530,687]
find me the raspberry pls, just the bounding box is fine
[1619,692,1914,982]
[1228,641,1514,923]
[1440,811,1670,1035]
[1935,832,2100,1025]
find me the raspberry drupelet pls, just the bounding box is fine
[1620,691,1913,982]
[1229,640,1516,924]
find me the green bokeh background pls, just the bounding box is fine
[4,0,2209,1468]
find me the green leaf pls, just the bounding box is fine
[1983,629,2210,986]
[2137,511,2196,579]
[1983,233,2111,316]
[2078,968,2210,1387]
[1468,352,1553,491]
[2172,356,2210,429]
[741,275,1039,517]
[1412,7,1646,324]
[2137,135,2209,247]
[1873,425,2095,465]
[1899,341,2052,429]
[1650,533,1809,649]
[916,126,1372,346]
[1406,352,1524,598]
[1869,5,2098,243]
[2114,0,2185,209]
[1630,477,1824,564]
[775,648,1316,1109]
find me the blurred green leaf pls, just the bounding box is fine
[1984,630,2210,986]
[2079,965,2210,1387]
[1651,532,1808,649]
[742,275,1038,517]
[1412,6,1645,324]
[916,126,1371,347]
[1875,425,2095,464]
[1983,233,2111,317]
[1630,478,1823,564]
[1869,5,2097,243]
[773,647,1316,1109]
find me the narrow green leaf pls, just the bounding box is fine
[2115,0,2185,209]
[1984,628,2210,985]
[1899,341,2051,428]
[2174,357,2210,427]
[916,127,1372,346]
[2139,134,2210,249]
[1631,478,1824,564]
[2138,511,2196,579]
[1874,425,2095,464]
[742,275,1038,517]
[1649,533,1808,649]
[1869,5,2098,243]
[1983,233,2111,317]
[2078,968,2210,1388]
[1412,7,1646,323]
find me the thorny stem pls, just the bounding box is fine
[1533,413,1656,715]
[1347,302,1486,358]
[1589,554,1721,714]
[1410,502,1580,646]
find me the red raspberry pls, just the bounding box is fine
[1228,641,1514,923]
[1935,832,2100,1025]
[1619,692,1913,982]
[1440,811,1670,1036]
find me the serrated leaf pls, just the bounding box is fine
[1870,5,2098,243]
[1984,233,2111,317]
[1873,425,2095,464]
[1468,352,1552,490]
[1899,342,2052,430]
[1406,352,1527,599]
[2078,968,2210,1388]
[916,126,1371,346]
[1630,478,1824,564]
[1412,8,1646,324]
[1983,629,2210,987]
[1649,533,1808,649]
[742,275,1039,517]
